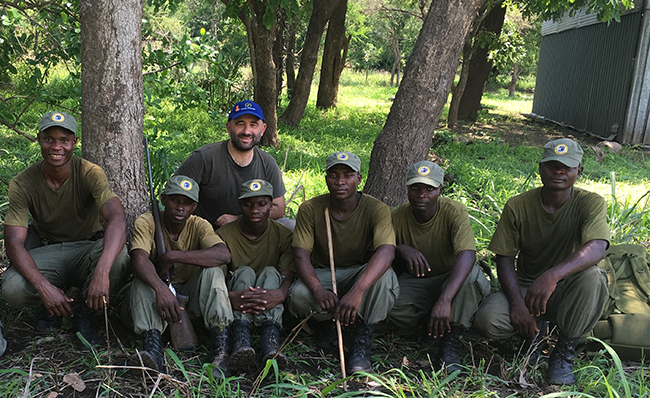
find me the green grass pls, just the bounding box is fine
[1,69,650,396]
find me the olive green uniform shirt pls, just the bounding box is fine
[489,187,610,283]
[217,219,295,274]
[5,157,116,243]
[130,211,224,284]
[292,193,395,268]
[392,197,476,276]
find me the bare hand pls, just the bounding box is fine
[510,301,539,340]
[334,289,363,326]
[398,245,430,277]
[39,282,74,318]
[86,271,110,311]
[314,287,339,314]
[428,298,452,338]
[524,272,558,317]
[241,287,285,312]
[156,286,183,324]
[215,214,239,228]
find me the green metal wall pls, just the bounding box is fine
[532,12,641,138]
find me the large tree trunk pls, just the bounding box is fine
[508,62,519,97]
[447,39,473,128]
[457,2,507,121]
[364,0,486,206]
[389,24,401,87]
[247,1,279,147]
[80,0,147,234]
[274,8,287,106]
[280,0,340,125]
[316,0,349,109]
[285,19,297,99]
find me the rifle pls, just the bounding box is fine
[144,137,199,350]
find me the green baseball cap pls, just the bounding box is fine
[164,175,199,202]
[326,151,361,172]
[541,138,583,167]
[239,179,273,200]
[39,111,77,135]
[406,160,444,188]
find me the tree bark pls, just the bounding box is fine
[447,38,473,128]
[274,7,287,105]
[285,19,297,99]
[364,0,486,206]
[79,0,147,235]
[280,0,340,125]
[457,2,507,121]
[247,1,279,147]
[316,0,349,109]
[508,62,519,97]
[389,24,401,87]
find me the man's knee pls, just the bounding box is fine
[1,268,35,308]
[473,292,514,340]
[287,280,313,317]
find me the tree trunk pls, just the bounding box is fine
[457,2,507,121]
[247,1,279,147]
[280,0,340,125]
[508,62,519,97]
[79,0,147,235]
[316,0,349,109]
[274,8,287,106]
[286,17,297,99]
[390,24,401,87]
[447,39,473,128]
[364,0,486,206]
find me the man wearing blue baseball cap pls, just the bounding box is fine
[3,111,130,347]
[176,100,289,229]
[474,138,609,385]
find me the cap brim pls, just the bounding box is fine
[406,177,441,187]
[540,156,580,167]
[326,161,359,172]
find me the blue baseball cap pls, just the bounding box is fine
[228,101,265,122]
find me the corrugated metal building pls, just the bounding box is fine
[532,1,650,146]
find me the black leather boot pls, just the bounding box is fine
[439,326,462,373]
[130,329,165,374]
[309,319,337,351]
[259,321,288,369]
[229,320,255,373]
[72,304,101,348]
[36,306,61,334]
[210,325,230,379]
[546,331,580,385]
[347,320,374,373]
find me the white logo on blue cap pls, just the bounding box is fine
[250,181,261,191]
[180,180,192,191]
[52,113,64,122]
[554,144,568,155]
[337,153,349,161]
[245,102,253,109]
[418,166,430,176]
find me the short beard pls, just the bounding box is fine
[230,134,261,152]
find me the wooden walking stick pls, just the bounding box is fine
[325,207,348,391]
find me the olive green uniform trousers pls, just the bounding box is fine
[122,266,233,335]
[474,266,608,339]
[2,238,130,309]
[287,264,400,325]
[383,264,491,331]
[228,265,285,326]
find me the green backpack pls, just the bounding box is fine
[592,244,650,359]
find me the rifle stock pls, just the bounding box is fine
[144,138,198,350]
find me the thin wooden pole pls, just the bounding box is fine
[325,207,348,391]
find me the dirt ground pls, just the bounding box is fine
[0,114,644,397]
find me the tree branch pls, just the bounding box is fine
[0,118,36,142]
[143,61,184,76]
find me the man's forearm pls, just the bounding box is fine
[496,255,526,306]
[164,243,231,268]
[439,250,476,303]
[544,239,608,283]
[294,248,325,294]
[350,244,395,295]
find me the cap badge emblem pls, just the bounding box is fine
[250,181,261,191]
[554,144,568,155]
[180,180,192,191]
[337,153,349,161]
[418,166,430,176]
[52,113,64,122]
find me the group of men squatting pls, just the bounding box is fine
[2,100,610,386]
